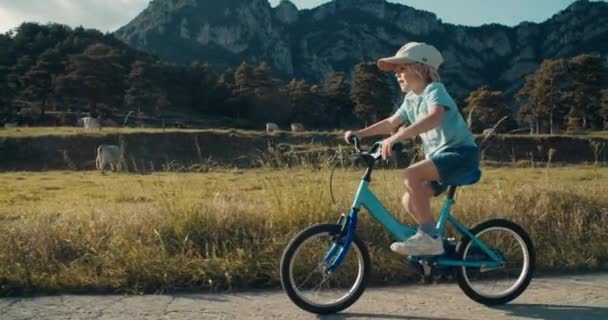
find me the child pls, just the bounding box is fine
[344,42,480,256]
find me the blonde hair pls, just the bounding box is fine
[405,63,441,82]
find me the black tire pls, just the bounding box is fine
[280,224,371,314]
[456,218,535,305]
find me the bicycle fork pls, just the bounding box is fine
[322,208,359,273]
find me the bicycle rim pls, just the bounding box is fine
[288,232,365,308]
[461,227,530,299]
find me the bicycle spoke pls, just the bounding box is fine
[462,226,530,299]
[312,273,332,296]
[287,229,366,308]
[297,263,326,289]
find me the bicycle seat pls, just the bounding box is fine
[450,169,482,186]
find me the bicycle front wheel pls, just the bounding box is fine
[280,224,370,314]
[456,218,535,305]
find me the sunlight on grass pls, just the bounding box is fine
[0,126,342,138]
[0,166,606,294]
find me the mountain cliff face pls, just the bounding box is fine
[115,0,608,100]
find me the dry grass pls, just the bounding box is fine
[0,166,607,295]
[0,126,267,138]
[2,126,606,139]
[0,126,344,138]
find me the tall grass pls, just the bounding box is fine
[0,126,297,138]
[0,166,607,295]
[0,126,344,138]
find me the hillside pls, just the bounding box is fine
[115,0,608,99]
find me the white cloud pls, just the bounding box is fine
[0,0,149,33]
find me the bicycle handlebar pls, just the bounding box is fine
[348,135,362,153]
[332,135,404,195]
[348,135,403,162]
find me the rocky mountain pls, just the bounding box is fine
[115,0,608,100]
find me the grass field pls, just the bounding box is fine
[1,166,607,295]
[2,126,607,138]
[0,126,343,138]
[0,126,269,137]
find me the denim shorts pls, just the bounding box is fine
[427,146,481,196]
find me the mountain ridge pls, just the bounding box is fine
[114,0,608,99]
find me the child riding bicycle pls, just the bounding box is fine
[344,42,480,256]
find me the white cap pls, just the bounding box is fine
[377,42,444,71]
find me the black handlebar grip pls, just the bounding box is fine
[346,134,356,144]
[392,142,403,152]
[351,135,361,152]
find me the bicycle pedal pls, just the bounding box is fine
[422,264,432,277]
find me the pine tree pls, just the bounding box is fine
[55,43,126,116]
[6,55,36,122]
[569,54,607,129]
[463,85,514,133]
[19,48,63,120]
[234,61,255,97]
[124,61,171,116]
[600,89,608,130]
[517,55,607,133]
[190,61,219,114]
[0,65,12,121]
[227,62,257,119]
[516,59,570,134]
[252,61,274,96]
[209,68,236,116]
[287,78,313,124]
[7,55,34,96]
[322,72,352,128]
[350,62,392,125]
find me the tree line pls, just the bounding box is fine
[1,23,607,133]
[0,23,396,129]
[465,55,608,134]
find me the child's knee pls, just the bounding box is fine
[421,183,436,198]
[404,179,426,196]
[401,192,410,206]
[403,167,417,183]
[403,180,434,199]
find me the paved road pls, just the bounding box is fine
[1,274,607,320]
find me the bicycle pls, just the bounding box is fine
[280,136,535,314]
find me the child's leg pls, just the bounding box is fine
[402,159,440,226]
[401,192,415,216]
[401,187,435,223]
[391,159,444,256]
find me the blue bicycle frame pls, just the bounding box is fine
[324,178,504,272]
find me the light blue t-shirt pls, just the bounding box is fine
[393,82,477,158]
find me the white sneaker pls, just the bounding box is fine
[390,230,444,256]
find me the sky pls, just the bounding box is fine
[0,0,602,34]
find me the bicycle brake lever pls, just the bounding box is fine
[370,142,404,161]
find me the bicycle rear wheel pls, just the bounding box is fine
[456,219,535,305]
[280,224,370,314]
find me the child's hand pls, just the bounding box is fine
[381,138,397,160]
[344,131,356,144]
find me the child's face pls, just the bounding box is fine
[394,64,423,93]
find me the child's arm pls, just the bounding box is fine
[353,114,404,138]
[380,104,445,159]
